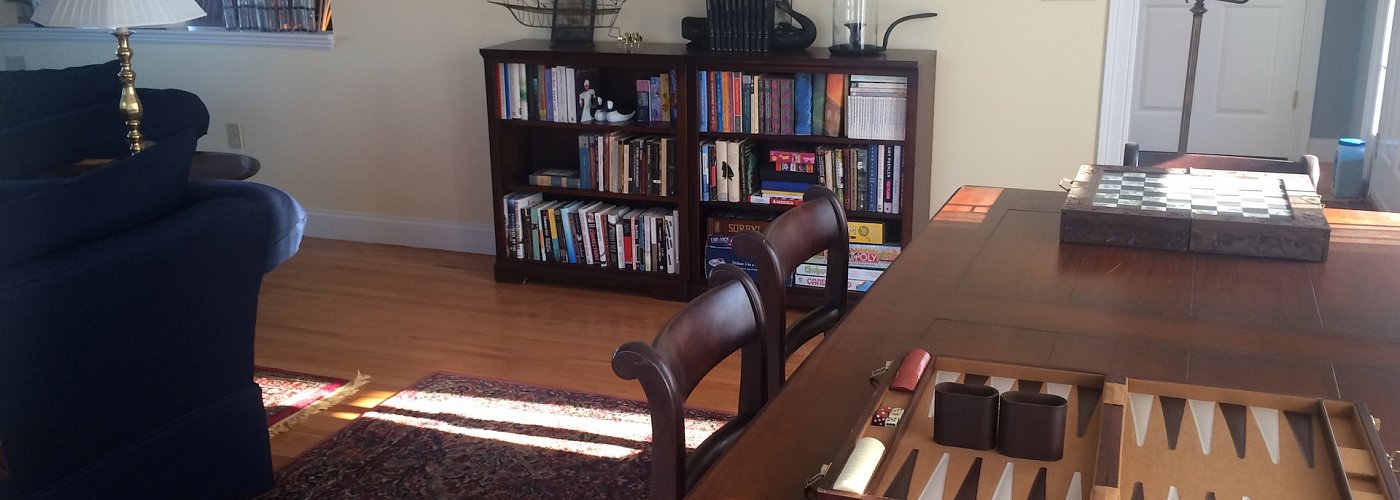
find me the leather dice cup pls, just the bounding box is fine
[932,382,999,450]
[933,383,1068,461]
[996,391,1068,461]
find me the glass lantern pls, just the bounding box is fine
[831,0,882,56]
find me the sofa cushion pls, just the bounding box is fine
[0,130,197,267]
[0,60,121,129]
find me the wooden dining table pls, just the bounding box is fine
[689,186,1400,499]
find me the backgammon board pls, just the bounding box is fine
[814,356,1396,500]
[1060,165,1330,261]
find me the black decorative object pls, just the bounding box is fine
[829,0,936,57]
[996,391,1068,461]
[772,0,816,52]
[932,382,999,450]
[682,16,710,49]
[551,0,598,48]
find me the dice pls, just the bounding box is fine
[871,407,905,427]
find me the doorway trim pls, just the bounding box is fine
[1097,0,1326,163]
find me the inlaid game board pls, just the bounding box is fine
[1060,165,1330,261]
[815,356,1396,500]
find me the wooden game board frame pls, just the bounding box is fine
[1060,165,1331,262]
[813,356,1397,500]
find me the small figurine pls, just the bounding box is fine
[578,79,597,123]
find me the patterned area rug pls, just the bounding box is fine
[255,367,369,437]
[258,372,733,499]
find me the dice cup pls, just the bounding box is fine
[996,391,1068,461]
[932,382,1000,450]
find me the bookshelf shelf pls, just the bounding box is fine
[506,184,680,204]
[501,120,676,135]
[698,132,902,146]
[481,40,934,301]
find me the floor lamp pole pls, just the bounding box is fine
[1178,0,1248,154]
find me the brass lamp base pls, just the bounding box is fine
[113,27,144,155]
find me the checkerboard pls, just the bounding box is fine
[1090,171,1292,219]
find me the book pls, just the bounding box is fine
[650,76,662,122]
[636,80,651,123]
[794,73,812,135]
[707,212,774,235]
[529,168,583,189]
[698,71,708,132]
[808,243,902,269]
[824,73,846,137]
[659,73,671,123]
[811,73,826,135]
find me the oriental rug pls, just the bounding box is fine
[255,367,369,437]
[257,372,733,499]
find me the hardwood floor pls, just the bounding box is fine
[256,238,811,468]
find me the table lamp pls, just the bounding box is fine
[31,0,207,155]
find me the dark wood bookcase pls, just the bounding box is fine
[481,39,935,303]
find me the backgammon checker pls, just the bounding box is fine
[812,357,1396,500]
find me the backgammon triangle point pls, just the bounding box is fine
[1019,379,1044,394]
[930,372,962,417]
[1220,403,1248,459]
[1250,407,1280,464]
[1131,482,1145,500]
[1046,382,1073,400]
[915,452,951,500]
[1167,485,1180,500]
[1076,386,1102,438]
[990,462,1014,500]
[1129,392,1155,447]
[1159,396,1187,450]
[1028,467,1048,500]
[990,376,1016,395]
[1284,410,1315,468]
[964,374,989,387]
[1189,399,1217,455]
[1064,471,1083,500]
[952,457,982,500]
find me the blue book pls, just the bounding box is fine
[650,76,662,122]
[698,71,708,132]
[760,180,814,193]
[561,202,578,263]
[794,73,812,135]
[544,68,555,122]
[715,71,726,132]
[500,63,511,119]
[577,136,591,190]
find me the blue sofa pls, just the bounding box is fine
[0,126,305,497]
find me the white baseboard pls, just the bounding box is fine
[1307,137,1337,160]
[304,209,496,255]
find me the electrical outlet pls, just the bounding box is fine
[226,123,243,149]
[4,56,25,71]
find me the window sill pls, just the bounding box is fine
[0,26,333,50]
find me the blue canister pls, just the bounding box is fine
[1333,138,1366,199]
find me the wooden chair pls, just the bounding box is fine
[1122,142,1321,191]
[611,264,776,500]
[732,185,849,390]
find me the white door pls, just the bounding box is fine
[1129,0,1311,157]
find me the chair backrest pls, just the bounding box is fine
[611,264,774,500]
[732,185,849,381]
[1121,143,1322,193]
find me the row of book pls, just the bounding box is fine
[528,133,678,196]
[502,192,680,274]
[697,72,907,140]
[704,0,776,52]
[215,0,329,32]
[492,63,679,124]
[494,63,596,123]
[699,141,905,214]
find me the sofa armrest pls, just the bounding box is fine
[0,197,270,492]
[186,180,305,271]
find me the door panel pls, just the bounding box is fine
[1130,0,1308,157]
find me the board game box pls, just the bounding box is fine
[813,356,1396,500]
[1060,165,1330,261]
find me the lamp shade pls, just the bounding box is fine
[33,0,207,29]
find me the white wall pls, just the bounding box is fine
[0,0,1109,251]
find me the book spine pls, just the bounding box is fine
[794,73,812,135]
[698,71,708,133]
[650,76,662,123]
[636,80,651,123]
